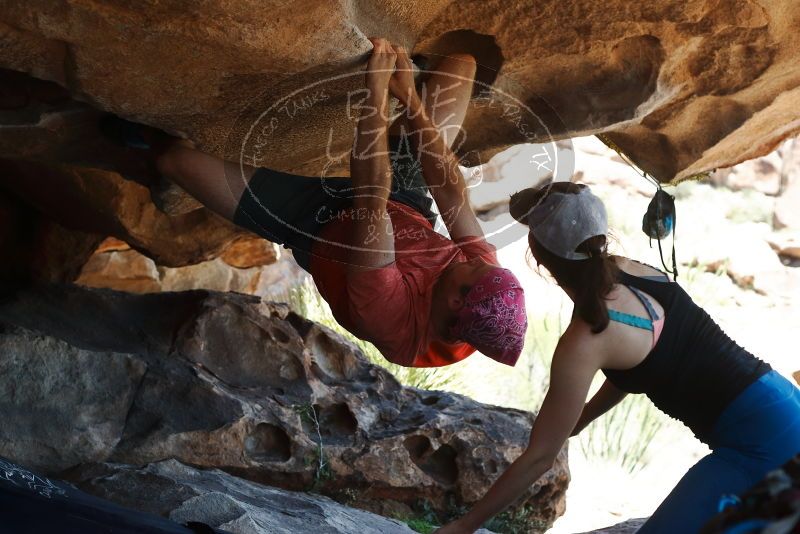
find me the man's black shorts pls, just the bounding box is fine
[233,135,438,271]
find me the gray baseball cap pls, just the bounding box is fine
[527,185,608,260]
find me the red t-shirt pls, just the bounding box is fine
[309,200,498,367]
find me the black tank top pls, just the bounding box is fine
[602,268,771,444]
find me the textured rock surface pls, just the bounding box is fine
[0,328,145,472]
[1,1,798,182]
[76,240,307,299]
[578,518,648,533]
[0,158,245,268]
[0,285,568,531]
[0,70,270,277]
[71,460,490,534]
[0,188,104,289]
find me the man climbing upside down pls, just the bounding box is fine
[152,37,527,368]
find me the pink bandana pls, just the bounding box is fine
[451,268,527,366]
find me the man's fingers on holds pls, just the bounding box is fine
[392,45,412,68]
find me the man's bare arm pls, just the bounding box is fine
[389,47,482,241]
[348,38,397,273]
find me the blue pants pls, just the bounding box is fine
[638,370,800,534]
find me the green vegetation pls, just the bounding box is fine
[577,394,669,474]
[484,505,549,534]
[293,403,332,488]
[404,517,439,534]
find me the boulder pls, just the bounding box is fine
[0,328,146,472]
[579,518,649,534]
[0,188,104,290]
[0,1,798,182]
[70,459,490,534]
[76,243,306,299]
[0,157,253,268]
[0,285,569,531]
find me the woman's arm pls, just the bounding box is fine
[435,327,602,533]
[348,38,397,273]
[571,379,628,437]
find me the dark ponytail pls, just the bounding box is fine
[510,182,619,333]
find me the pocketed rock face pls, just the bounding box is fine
[68,460,498,534]
[79,460,407,533]
[1,0,798,181]
[0,70,271,280]
[0,285,569,531]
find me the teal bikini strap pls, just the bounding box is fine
[607,284,659,332]
[607,309,654,331]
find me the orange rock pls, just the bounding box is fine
[220,237,280,269]
[0,1,797,182]
[95,237,131,254]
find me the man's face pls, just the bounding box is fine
[432,258,497,341]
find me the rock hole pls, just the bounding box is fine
[305,327,354,381]
[416,30,503,96]
[427,445,459,485]
[269,325,291,344]
[245,423,292,462]
[404,435,432,461]
[421,395,440,406]
[403,436,459,486]
[487,459,498,474]
[305,403,358,445]
[469,418,483,425]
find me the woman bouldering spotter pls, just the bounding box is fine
[110,37,527,370]
[434,182,800,534]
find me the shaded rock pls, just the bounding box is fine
[0,328,146,472]
[0,69,156,183]
[70,459,498,534]
[0,1,798,181]
[0,188,104,290]
[150,179,205,216]
[578,518,648,533]
[0,158,245,267]
[0,285,569,531]
[0,456,225,534]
